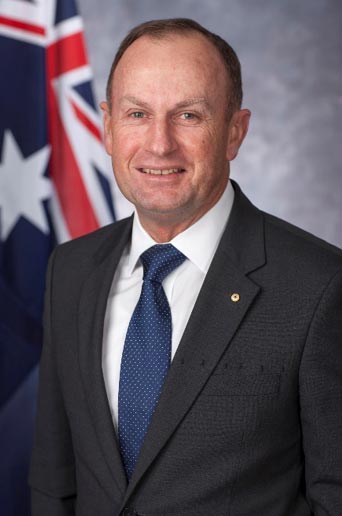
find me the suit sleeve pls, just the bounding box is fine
[29,249,76,515]
[299,267,342,515]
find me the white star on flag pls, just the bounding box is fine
[0,131,51,240]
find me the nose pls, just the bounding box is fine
[144,116,177,156]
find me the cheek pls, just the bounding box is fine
[180,132,210,160]
[112,126,145,154]
[183,125,219,155]
[111,130,138,164]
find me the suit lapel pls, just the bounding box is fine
[121,183,266,506]
[77,219,132,497]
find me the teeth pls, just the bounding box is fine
[141,168,182,175]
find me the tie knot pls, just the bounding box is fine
[140,244,186,283]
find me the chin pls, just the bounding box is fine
[133,195,185,213]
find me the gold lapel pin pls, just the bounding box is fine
[230,293,240,303]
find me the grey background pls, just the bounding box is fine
[80,0,341,247]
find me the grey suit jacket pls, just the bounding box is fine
[29,182,342,515]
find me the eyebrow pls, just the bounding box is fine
[120,96,151,110]
[175,98,210,109]
[120,95,211,111]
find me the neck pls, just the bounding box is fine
[136,181,229,242]
[137,192,230,243]
[138,215,199,243]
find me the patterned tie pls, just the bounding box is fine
[118,244,186,480]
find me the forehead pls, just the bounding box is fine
[111,33,229,101]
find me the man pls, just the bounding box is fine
[29,18,342,516]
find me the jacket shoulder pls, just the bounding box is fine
[49,217,132,278]
[56,217,131,256]
[263,211,342,274]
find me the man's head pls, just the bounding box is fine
[105,18,243,118]
[101,18,250,241]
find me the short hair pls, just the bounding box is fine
[105,18,243,115]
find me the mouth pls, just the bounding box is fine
[138,167,185,176]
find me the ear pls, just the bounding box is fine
[226,109,251,161]
[99,101,113,156]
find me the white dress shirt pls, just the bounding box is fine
[102,181,235,430]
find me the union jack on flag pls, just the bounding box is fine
[0,1,115,514]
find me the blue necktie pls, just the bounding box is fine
[118,244,186,480]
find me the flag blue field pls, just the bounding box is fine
[0,1,115,514]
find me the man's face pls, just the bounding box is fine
[102,33,250,234]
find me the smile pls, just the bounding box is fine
[139,168,185,175]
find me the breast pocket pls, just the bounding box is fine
[203,366,281,397]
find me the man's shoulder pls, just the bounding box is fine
[262,210,342,274]
[51,216,132,268]
[231,181,341,276]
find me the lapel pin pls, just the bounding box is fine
[230,292,240,303]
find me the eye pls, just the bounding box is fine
[130,111,145,119]
[181,112,197,120]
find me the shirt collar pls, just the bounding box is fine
[128,180,235,275]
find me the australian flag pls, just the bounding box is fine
[0,1,115,514]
